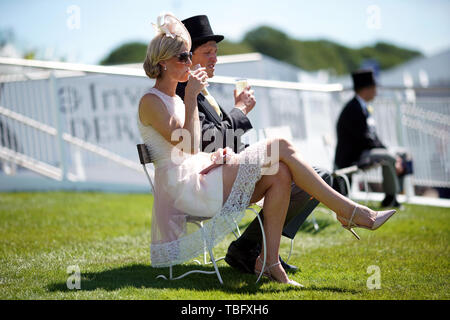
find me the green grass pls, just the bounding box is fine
[0,192,449,300]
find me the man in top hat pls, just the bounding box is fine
[176,15,334,275]
[335,69,409,208]
[176,15,254,154]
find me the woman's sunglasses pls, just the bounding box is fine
[176,51,192,64]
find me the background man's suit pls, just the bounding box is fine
[335,96,402,198]
[335,97,385,169]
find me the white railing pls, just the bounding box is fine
[0,105,141,173]
[0,57,449,192]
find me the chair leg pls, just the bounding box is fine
[156,265,174,280]
[196,220,226,265]
[157,265,220,282]
[155,248,223,284]
[201,221,208,265]
[200,226,223,285]
[363,171,370,205]
[340,174,352,199]
[223,215,240,239]
[312,214,319,231]
[285,238,294,264]
[156,220,224,284]
[232,216,241,237]
[205,241,223,285]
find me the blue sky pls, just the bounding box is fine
[1,0,449,64]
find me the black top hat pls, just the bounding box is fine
[351,69,376,91]
[182,15,224,51]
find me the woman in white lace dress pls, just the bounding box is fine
[138,13,396,287]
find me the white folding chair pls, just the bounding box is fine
[322,134,383,204]
[137,144,267,285]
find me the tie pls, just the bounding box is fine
[202,88,222,117]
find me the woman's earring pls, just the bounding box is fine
[163,66,167,71]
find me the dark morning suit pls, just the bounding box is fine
[335,96,400,196]
[176,81,331,246]
[176,82,252,154]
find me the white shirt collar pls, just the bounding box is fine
[355,94,368,112]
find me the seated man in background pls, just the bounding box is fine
[334,69,413,208]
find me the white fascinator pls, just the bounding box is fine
[152,12,192,50]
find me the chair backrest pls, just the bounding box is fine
[322,133,336,168]
[137,144,155,191]
[137,144,154,164]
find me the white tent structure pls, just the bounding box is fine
[380,49,450,89]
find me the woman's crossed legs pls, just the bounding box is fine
[221,138,381,284]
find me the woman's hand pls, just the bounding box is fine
[210,147,234,164]
[200,147,235,175]
[185,65,208,99]
[395,155,404,175]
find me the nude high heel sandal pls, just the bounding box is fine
[340,205,396,240]
[254,257,304,288]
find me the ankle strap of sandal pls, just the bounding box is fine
[348,206,358,227]
[266,261,281,270]
[257,258,280,272]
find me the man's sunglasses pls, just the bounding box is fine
[176,51,193,63]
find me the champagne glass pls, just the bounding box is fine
[190,64,209,87]
[235,78,248,95]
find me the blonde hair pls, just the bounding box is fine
[143,33,187,79]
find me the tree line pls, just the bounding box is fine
[100,25,422,75]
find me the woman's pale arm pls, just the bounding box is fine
[183,92,200,154]
[138,94,184,146]
[138,91,201,154]
[181,67,209,154]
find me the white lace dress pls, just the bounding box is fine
[137,87,268,268]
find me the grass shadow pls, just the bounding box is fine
[47,263,266,295]
[47,263,361,296]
